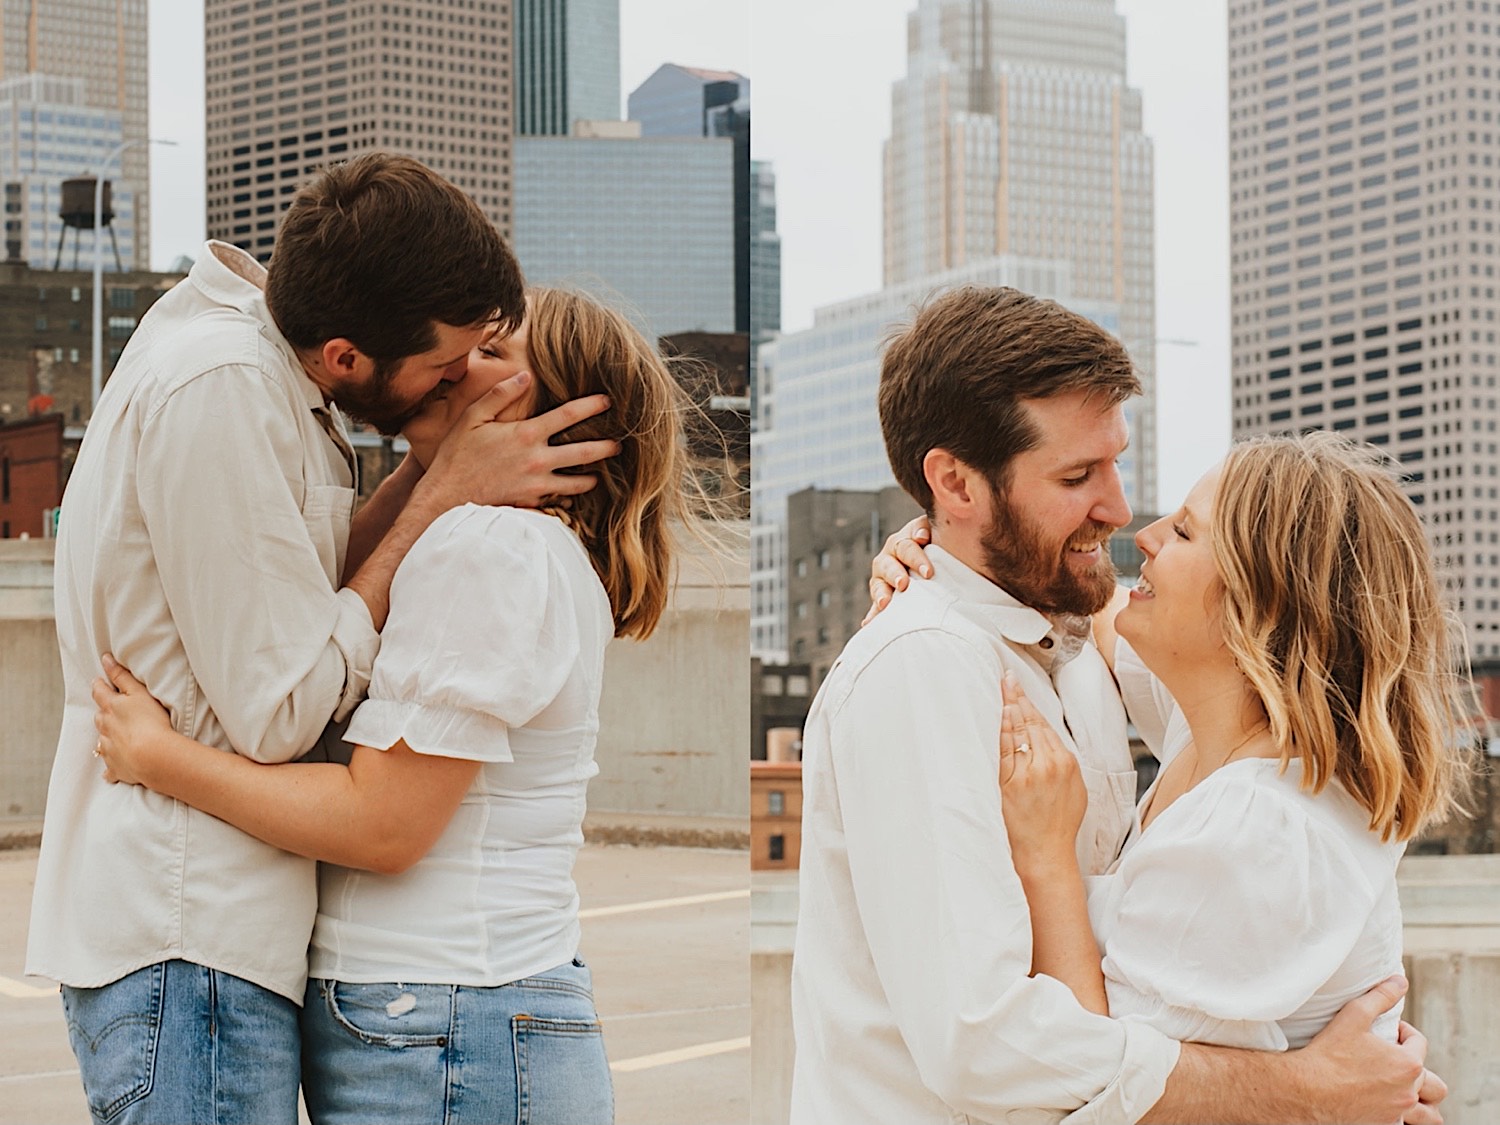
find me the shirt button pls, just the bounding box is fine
[1038,637,1054,650]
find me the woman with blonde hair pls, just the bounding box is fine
[91,287,709,1123]
[875,430,1469,1052]
[998,430,1469,1049]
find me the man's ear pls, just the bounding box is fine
[924,448,987,525]
[315,338,374,382]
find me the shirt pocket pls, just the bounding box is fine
[1077,762,1138,875]
[300,483,355,584]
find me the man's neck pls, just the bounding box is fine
[930,524,999,590]
[292,346,337,403]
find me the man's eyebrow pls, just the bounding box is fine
[1056,442,1129,474]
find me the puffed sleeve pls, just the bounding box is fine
[1100,772,1382,1051]
[343,506,581,762]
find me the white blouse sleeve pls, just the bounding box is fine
[1100,774,1382,1051]
[1112,637,1177,761]
[343,507,582,762]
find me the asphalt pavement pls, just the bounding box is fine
[0,843,749,1125]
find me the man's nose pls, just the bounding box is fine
[1092,464,1132,530]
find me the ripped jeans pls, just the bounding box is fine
[300,958,613,1125]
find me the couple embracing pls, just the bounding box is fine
[792,286,1466,1124]
[26,153,701,1124]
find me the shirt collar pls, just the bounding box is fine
[925,544,1095,673]
[186,241,328,413]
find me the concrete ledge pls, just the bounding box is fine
[4,814,749,852]
[583,812,749,850]
[0,818,42,851]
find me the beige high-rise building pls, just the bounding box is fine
[205,0,512,260]
[883,0,1157,510]
[1227,0,1500,655]
[0,0,149,268]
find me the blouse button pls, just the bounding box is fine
[1038,636,1055,650]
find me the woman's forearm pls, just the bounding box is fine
[134,733,411,873]
[1014,854,1109,1015]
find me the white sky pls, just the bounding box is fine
[144,0,751,260]
[750,0,1231,509]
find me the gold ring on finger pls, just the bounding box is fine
[1014,742,1031,755]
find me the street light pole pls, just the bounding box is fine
[91,137,177,416]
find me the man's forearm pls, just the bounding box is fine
[344,453,423,582]
[343,479,451,631]
[1141,1043,1315,1125]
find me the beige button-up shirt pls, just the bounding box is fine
[26,241,379,1003]
[791,545,1179,1125]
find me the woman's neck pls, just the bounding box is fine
[1156,659,1275,775]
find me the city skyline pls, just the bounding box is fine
[753,0,1230,507]
[145,0,749,268]
[0,0,150,269]
[882,0,1156,511]
[1226,0,1500,657]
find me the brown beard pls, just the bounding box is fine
[981,489,1118,615]
[331,355,440,437]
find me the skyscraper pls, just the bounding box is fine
[749,158,781,385]
[629,65,752,335]
[514,0,620,135]
[0,75,133,270]
[883,0,1157,510]
[204,0,513,260]
[628,64,748,138]
[512,131,737,338]
[1227,0,1500,656]
[0,0,149,268]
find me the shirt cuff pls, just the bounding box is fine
[344,698,515,763]
[328,587,380,722]
[1061,1021,1181,1125]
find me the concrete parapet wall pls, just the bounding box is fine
[0,540,60,819]
[0,532,748,829]
[751,858,1500,1125]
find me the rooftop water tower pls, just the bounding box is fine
[55,177,122,272]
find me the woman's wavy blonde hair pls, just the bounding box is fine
[523,288,714,640]
[1212,431,1471,841]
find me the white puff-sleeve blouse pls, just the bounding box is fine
[308,504,614,988]
[1088,640,1406,1051]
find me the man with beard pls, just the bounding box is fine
[27,153,615,1125]
[789,286,1437,1125]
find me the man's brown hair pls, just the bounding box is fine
[878,286,1140,511]
[265,152,524,363]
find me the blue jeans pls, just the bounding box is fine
[60,959,300,1125]
[301,958,613,1125]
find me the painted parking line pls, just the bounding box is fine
[0,975,55,999]
[0,1067,78,1085]
[580,889,749,919]
[609,1036,750,1074]
[603,1001,749,1022]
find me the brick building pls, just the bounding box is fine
[750,761,801,872]
[785,485,922,687]
[0,260,181,429]
[0,413,63,538]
